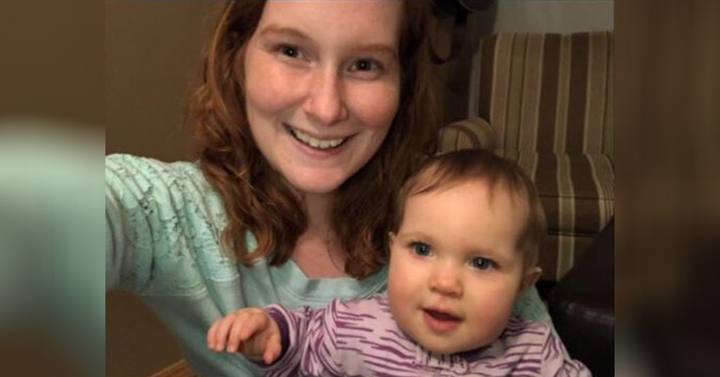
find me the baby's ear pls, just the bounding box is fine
[521,267,542,291]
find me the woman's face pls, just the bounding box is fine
[242,0,403,196]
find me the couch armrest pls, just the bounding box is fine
[548,218,615,377]
[438,117,496,152]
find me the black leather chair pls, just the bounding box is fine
[548,218,614,377]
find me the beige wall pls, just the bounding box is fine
[105,0,221,161]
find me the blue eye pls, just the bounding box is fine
[410,241,432,257]
[470,257,495,270]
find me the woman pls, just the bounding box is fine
[106,1,551,375]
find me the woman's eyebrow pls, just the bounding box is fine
[259,24,397,58]
[258,24,309,41]
[355,44,398,58]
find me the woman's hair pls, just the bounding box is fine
[391,149,547,268]
[189,0,438,279]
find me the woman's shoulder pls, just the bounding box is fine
[105,153,227,225]
[106,154,207,186]
[106,153,220,204]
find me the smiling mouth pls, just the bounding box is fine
[286,124,349,150]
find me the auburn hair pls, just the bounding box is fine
[189,0,438,279]
[391,150,547,268]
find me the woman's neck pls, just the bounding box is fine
[291,193,348,278]
[303,193,333,234]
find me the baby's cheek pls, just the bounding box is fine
[386,261,405,296]
[388,257,419,300]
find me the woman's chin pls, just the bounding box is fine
[286,174,346,197]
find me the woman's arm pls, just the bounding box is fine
[105,154,218,295]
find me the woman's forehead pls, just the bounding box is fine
[257,1,404,45]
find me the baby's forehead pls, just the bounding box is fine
[408,178,529,221]
[411,175,527,204]
[410,178,530,228]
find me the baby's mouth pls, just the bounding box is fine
[285,124,349,150]
[423,309,461,322]
[423,308,462,332]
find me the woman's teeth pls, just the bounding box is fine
[291,128,346,150]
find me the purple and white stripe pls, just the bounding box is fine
[263,295,591,376]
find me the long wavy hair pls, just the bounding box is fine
[189,0,438,279]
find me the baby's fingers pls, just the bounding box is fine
[226,315,252,353]
[206,322,218,349]
[208,315,235,351]
[262,332,282,365]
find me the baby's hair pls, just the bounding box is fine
[390,149,546,268]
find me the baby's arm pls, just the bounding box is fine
[209,301,347,375]
[541,325,593,377]
[207,308,283,365]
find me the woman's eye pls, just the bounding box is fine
[349,58,382,73]
[410,242,432,257]
[470,257,495,270]
[278,44,301,59]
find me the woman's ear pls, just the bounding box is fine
[388,232,396,244]
[520,267,542,292]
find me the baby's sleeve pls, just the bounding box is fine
[260,304,314,377]
[262,301,347,377]
[541,324,593,377]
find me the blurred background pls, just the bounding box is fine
[1,1,103,376]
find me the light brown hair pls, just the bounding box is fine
[391,149,546,268]
[188,0,438,278]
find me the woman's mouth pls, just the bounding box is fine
[286,125,349,150]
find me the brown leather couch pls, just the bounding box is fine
[548,218,614,377]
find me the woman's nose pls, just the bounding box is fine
[429,267,463,298]
[302,69,349,126]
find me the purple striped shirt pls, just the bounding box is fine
[262,294,591,376]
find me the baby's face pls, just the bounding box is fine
[388,180,529,354]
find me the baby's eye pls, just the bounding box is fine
[410,241,432,257]
[470,257,495,270]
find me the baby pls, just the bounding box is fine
[207,149,591,376]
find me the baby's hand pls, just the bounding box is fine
[207,308,282,365]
